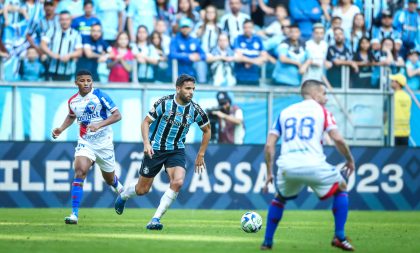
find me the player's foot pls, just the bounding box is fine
[146,218,163,230]
[260,243,272,250]
[114,195,126,215]
[331,237,355,251]
[64,213,78,225]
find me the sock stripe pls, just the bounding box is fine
[72,182,83,187]
[271,199,284,209]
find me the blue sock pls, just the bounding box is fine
[112,175,119,188]
[71,178,84,217]
[332,192,348,241]
[263,197,285,246]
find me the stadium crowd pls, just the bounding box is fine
[0,0,419,89]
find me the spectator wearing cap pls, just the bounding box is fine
[272,24,306,86]
[406,49,420,90]
[171,0,200,34]
[301,23,329,81]
[219,0,251,46]
[393,0,419,57]
[326,27,358,87]
[93,0,125,45]
[389,73,412,146]
[289,0,322,41]
[233,20,266,86]
[41,10,83,81]
[127,0,157,42]
[212,92,245,144]
[371,10,402,50]
[169,17,206,79]
[56,0,84,18]
[71,0,101,41]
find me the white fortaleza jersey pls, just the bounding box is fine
[271,99,337,169]
[68,88,117,147]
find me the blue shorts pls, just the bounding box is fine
[139,149,186,178]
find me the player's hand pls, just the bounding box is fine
[87,124,101,132]
[342,160,355,178]
[60,55,71,62]
[263,173,273,193]
[52,128,62,139]
[143,142,154,159]
[195,154,206,174]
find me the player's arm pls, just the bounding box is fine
[328,129,355,176]
[52,113,76,139]
[195,123,211,174]
[263,133,279,192]
[88,109,122,132]
[141,116,154,159]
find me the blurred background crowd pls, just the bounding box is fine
[0,0,419,90]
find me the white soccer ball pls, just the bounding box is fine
[241,211,263,233]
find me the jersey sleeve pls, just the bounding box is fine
[148,97,166,121]
[68,101,75,116]
[95,89,117,112]
[193,104,210,128]
[322,107,337,132]
[269,114,282,136]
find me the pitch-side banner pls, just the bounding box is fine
[0,142,419,210]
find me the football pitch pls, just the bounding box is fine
[0,209,419,253]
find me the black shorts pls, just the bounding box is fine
[139,149,186,178]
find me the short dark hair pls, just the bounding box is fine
[333,27,344,33]
[243,19,253,26]
[59,10,71,16]
[176,74,196,87]
[301,79,325,97]
[76,69,93,78]
[289,24,300,30]
[84,0,93,7]
[332,16,342,22]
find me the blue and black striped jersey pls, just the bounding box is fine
[148,94,209,150]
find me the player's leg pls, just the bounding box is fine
[65,155,93,224]
[261,170,302,250]
[94,146,124,194]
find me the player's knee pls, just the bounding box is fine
[338,181,347,192]
[170,178,184,191]
[74,168,87,179]
[135,184,151,195]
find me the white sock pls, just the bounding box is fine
[120,182,138,200]
[111,181,124,194]
[153,188,178,219]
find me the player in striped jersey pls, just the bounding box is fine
[52,70,124,224]
[115,74,211,230]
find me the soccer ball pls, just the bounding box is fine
[241,211,263,233]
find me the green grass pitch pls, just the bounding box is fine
[0,209,419,253]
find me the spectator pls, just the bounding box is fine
[37,0,59,36]
[20,47,44,81]
[0,39,9,59]
[379,37,405,73]
[77,24,109,81]
[71,0,101,41]
[207,33,236,86]
[405,49,420,90]
[272,25,306,86]
[172,0,201,34]
[156,0,175,29]
[289,0,322,41]
[169,17,206,78]
[108,32,134,82]
[3,0,28,47]
[219,0,251,45]
[325,16,343,45]
[332,0,360,32]
[326,27,358,87]
[371,10,402,49]
[263,18,291,55]
[320,0,333,28]
[362,0,389,32]
[193,5,221,83]
[257,4,288,38]
[301,23,329,82]
[132,25,160,83]
[93,0,125,45]
[40,11,83,81]
[352,36,377,88]
[212,91,245,144]
[127,0,157,42]
[56,0,84,18]
[348,13,369,53]
[233,20,266,85]
[150,31,170,82]
[389,73,412,146]
[0,0,4,39]
[154,20,171,55]
[393,0,419,57]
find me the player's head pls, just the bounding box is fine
[301,79,328,105]
[75,70,93,95]
[175,74,196,104]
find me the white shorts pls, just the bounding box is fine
[276,165,344,200]
[74,142,115,173]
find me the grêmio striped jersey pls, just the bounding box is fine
[147,94,209,150]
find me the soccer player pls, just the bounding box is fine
[114,74,211,230]
[260,79,356,251]
[52,69,124,225]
